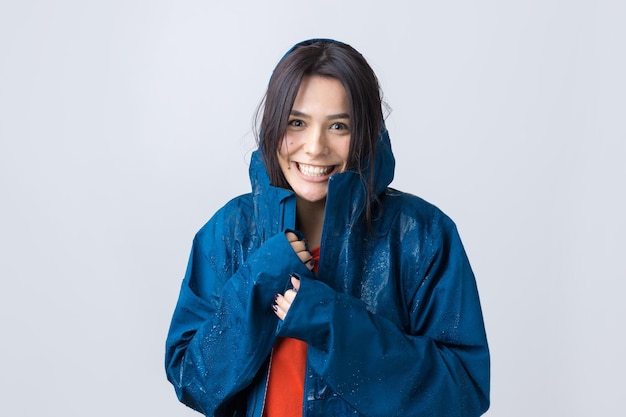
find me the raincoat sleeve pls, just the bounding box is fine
[164,203,312,416]
[277,213,490,417]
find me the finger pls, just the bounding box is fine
[296,250,312,264]
[305,259,315,270]
[285,231,299,242]
[290,240,307,253]
[291,275,301,291]
[283,288,297,304]
[274,293,292,314]
[272,303,286,321]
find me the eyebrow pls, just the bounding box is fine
[290,110,350,120]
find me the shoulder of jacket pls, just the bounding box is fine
[194,193,255,240]
[382,188,458,233]
[383,188,443,216]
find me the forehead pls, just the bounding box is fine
[292,76,349,114]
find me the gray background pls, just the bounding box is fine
[1,1,624,416]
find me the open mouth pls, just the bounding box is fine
[297,163,335,177]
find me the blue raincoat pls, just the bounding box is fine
[165,124,490,416]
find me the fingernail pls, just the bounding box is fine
[272,304,278,312]
[274,293,279,301]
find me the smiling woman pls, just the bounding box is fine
[280,77,351,197]
[278,76,351,247]
[165,39,490,417]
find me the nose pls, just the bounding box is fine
[304,127,328,156]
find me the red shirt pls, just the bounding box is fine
[263,246,320,417]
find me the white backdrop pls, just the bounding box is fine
[1,1,624,416]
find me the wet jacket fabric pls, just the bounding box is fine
[165,127,490,416]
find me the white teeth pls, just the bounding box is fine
[297,163,333,177]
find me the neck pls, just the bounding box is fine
[295,198,325,249]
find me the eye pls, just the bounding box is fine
[288,119,305,128]
[330,122,349,131]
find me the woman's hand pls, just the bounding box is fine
[285,231,315,271]
[273,275,300,321]
[272,232,312,320]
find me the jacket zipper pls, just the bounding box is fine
[301,361,309,416]
[259,348,273,416]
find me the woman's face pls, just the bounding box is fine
[278,75,351,204]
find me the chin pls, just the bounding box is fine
[295,191,328,204]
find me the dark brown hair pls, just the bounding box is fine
[256,39,384,223]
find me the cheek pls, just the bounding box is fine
[277,139,290,166]
[339,138,351,165]
[342,140,351,157]
[278,135,297,160]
